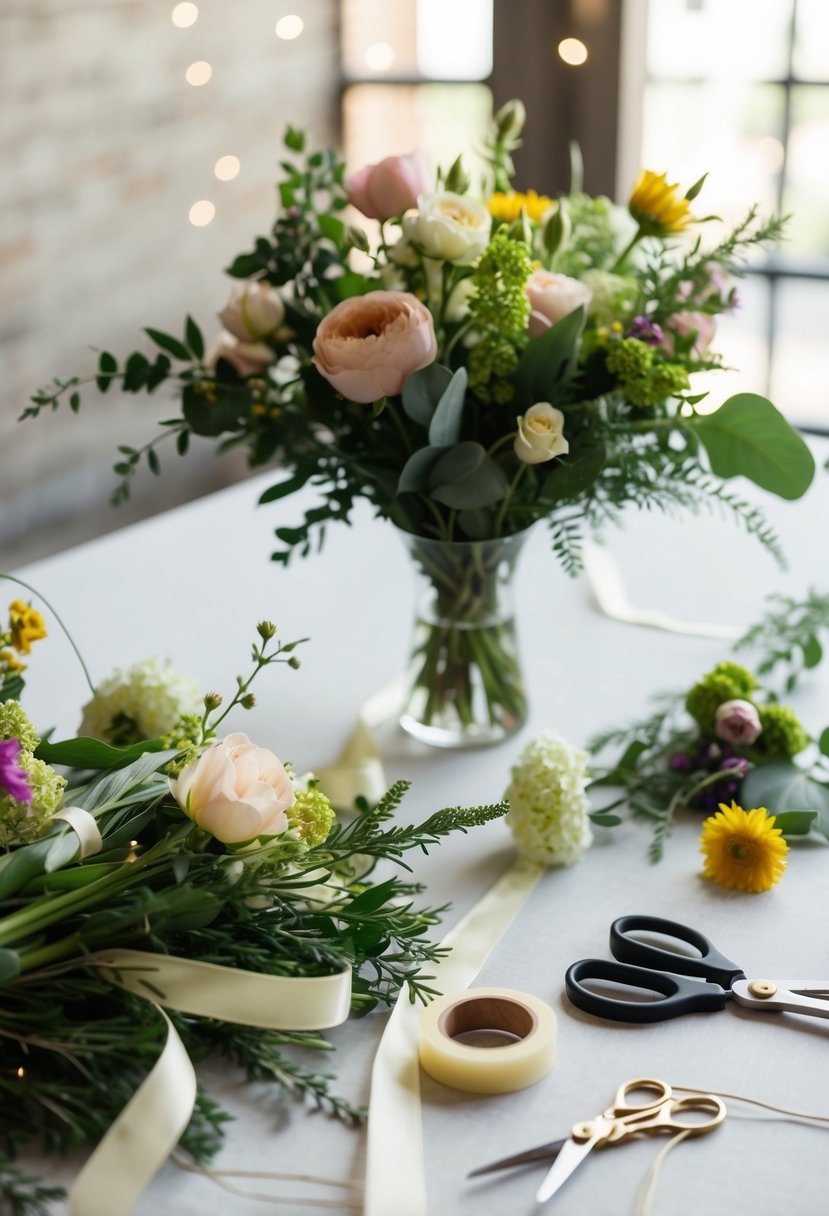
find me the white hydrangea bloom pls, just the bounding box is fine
[79,658,202,745]
[505,731,593,867]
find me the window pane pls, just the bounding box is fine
[646,0,793,81]
[771,278,829,422]
[641,83,784,236]
[793,0,829,81]
[782,86,829,258]
[341,0,418,78]
[416,0,492,80]
[343,83,492,177]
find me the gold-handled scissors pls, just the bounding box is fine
[468,1077,725,1203]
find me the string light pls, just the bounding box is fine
[214,155,241,181]
[557,37,588,65]
[16,1067,25,1079]
[185,60,212,86]
[275,14,304,40]
[171,2,198,28]
[189,200,215,227]
[365,42,395,72]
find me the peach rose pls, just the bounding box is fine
[312,290,437,403]
[205,330,276,378]
[172,732,294,844]
[526,270,592,338]
[346,150,432,221]
[219,280,285,342]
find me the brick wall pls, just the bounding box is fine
[1,0,340,567]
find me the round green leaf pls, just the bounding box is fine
[694,394,815,500]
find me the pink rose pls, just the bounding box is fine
[219,280,285,341]
[172,731,294,844]
[345,150,432,221]
[714,700,762,746]
[312,290,437,403]
[526,270,592,338]
[205,330,276,378]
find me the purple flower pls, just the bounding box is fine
[670,753,692,772]
[628,315,665,346]
[719,756,750,778]
[0,737,32,804]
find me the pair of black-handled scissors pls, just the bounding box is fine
[565,914,829,1023]
[468,1077,725,1203]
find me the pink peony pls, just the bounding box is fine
[345,150,432,221]
[312,290,437,403]
[526,270,592,338]
[172,732,295,844]
[714,700,762,746]
[205,330,276,378]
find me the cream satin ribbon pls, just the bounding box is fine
[363,857,545,1216]
[52,806,103,859]
[68,954,353,1214]
[316,679,404,811]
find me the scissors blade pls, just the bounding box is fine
[467,1137,567,1179]
[536,1137,595,1204]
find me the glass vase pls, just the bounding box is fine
[398,530,529,749]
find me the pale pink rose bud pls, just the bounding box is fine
[714,700,762,746]
[172,732,295,844]
[345,150,433,221]
[526,270,592,338]
[219,280,285,342]
[205,330,276,378]
[312,290,437,403]
[662,310,717,358]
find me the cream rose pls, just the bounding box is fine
[312,290,437,403]
[514,402,569,465]
[172,732,294,844]
[404,191,491,265]
[205,330,276,378]
[526,270,592,338]
[219,280,285,342]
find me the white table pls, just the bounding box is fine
[13,445,829,1216]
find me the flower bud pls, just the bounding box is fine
[494,98,527,143]
[288,656,301,670]
[203,691,223,710]
[443,154,470,195]
[256,620,277,640]
[345,225,370,253]
[542,201,571,257]
[240,693,256,709]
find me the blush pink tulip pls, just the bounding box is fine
[205,330,276,378]
[526,270,592,338]
[312,290,437,403]
[345,150,432,221]
[172,732,295,844]
[714,700,762,747]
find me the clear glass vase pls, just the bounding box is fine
[398,530,529,749]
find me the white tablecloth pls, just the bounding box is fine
[12,446,829,1216]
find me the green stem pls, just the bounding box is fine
[611,227,644,273]
[494,464,526,537]
[0,575,96,697]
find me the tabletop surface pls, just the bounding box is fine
[12,444,829,1216]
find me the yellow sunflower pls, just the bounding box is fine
[700,801,788,893]
[629,170,693,235]
[488,189,553,224]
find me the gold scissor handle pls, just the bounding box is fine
[610,1077,673,1115]
[607,1092,726,1144]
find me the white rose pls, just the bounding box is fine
[219,280,285,342]
[404,191,491,265]
[514,402,569,465]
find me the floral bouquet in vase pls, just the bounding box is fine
[27,101,814,748]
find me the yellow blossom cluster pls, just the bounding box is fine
[488,189,553,223]
[1,599,48,680]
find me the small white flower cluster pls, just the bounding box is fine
[79,657,203,745]
[505,731,593,867]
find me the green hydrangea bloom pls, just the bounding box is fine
[0,754,66,848]
[605,337,690,407]
[0,700,40,752]
[756,704,808,760]
[288,783,335,847]
[556,194,620,278]
[467,230,531,402]
[505,731,592,866]
[581,269,639,327]
[686,662,759,734]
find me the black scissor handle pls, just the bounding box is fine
[610,915,745,989]
[565,959,730,1023]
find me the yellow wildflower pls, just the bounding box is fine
[629,170,693,235]
[0,650,26,674]
[488,190,553,224]
[8,601,47,656]
[700,801,788,893]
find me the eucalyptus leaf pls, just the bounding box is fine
[772,810,818,837]
[401,363,453,427]
[537,439,606,504]
[430,453,509,509]
[694,394,815,500]
[741,763,829,840]
[428,368,468,446]
[397,445,448,494]
[457,508,493,540]
[513,305,585,406]
[428,441,486,490]
[589,812,623,827]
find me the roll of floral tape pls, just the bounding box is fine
[418,987,556,1095]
